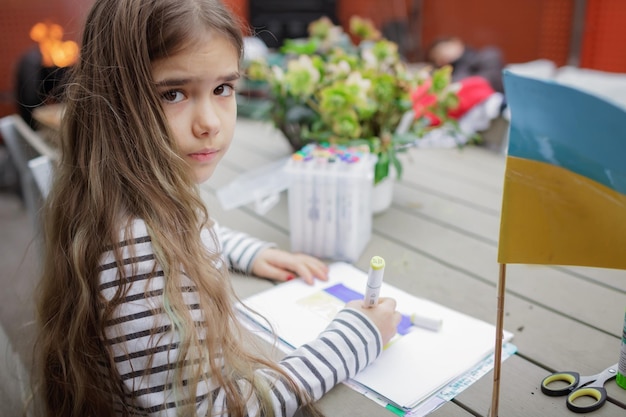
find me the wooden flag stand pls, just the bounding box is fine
[490,70,626,417]
[490,263,507,417]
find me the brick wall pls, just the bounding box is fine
[2,0,623,123]
[420,0,574,66]
[580,0,626,73]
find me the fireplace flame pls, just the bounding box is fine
[30,22,79,68]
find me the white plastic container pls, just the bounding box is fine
[285,144,376,262]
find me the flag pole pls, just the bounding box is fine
[490,263,507,417]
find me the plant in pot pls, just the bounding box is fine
[245,16,459,209]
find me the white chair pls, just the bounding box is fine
[27,155,53,199]
[0,115,55,235]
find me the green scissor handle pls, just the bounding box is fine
[540,364,617,413]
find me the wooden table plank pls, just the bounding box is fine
[455,354,625,417]
[397,147,626,292]
[225,124,626,293]
[217,138,626,335]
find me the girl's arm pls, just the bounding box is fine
[213,223,328,284]
[99,220,381,416]
[220,308,381,416]
[212,222,275,274]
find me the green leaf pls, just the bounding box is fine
[390,148,403,180]
[280,38,319,55]
[373,151,390,184]
[392,132,421,146]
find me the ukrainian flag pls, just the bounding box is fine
[498,71,626,269]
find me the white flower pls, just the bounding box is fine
[345,72,371,107]
[271,65,285,82]
[326,60,351,77]
[285,55,320,98]
[361,48,378,69]
[319,26,344,51]
[346,72,371,92]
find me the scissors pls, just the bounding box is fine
[541,363,617,413]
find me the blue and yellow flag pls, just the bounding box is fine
[498,71,626,269]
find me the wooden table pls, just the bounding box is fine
[201,118,626,416]
[29,103,64,159]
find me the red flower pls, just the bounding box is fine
[411,78,441,126]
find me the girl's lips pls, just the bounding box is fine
[188,149,218,162]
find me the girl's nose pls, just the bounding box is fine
[192,98,221,138]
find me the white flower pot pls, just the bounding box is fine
[372,166,396,215]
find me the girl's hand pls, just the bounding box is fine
[251,248,329,285]
[346,297,402,346]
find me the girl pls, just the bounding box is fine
[35,0,401,416]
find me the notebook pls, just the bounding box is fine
[238,262,514,411]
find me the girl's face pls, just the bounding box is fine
[152,31,240,184]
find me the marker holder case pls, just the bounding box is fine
[285,149,376,262]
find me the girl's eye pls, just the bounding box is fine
[161,90,185,103]
[214,84,234,97]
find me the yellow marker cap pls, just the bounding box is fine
[370,256,385,270]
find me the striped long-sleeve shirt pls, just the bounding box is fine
[98,219,382,416]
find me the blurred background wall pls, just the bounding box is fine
[1,0,625,120]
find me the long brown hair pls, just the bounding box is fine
[35,0,317,415]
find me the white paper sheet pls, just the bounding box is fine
[239,262,513,410]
